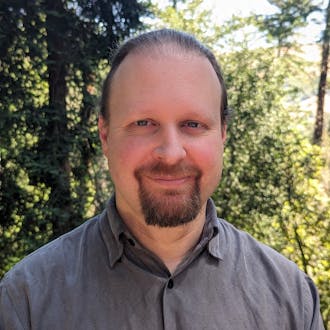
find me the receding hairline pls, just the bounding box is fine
[110,41,221,91]
[121,40,212,60]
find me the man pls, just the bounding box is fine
[0,29,324,329]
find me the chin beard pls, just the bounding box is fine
[135,162,202,228]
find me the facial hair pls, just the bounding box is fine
[134,162,202,227]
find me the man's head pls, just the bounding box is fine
[99,29,227,228]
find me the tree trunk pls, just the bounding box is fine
[44,0,72,238]
[313,0,330,144]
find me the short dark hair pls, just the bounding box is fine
[100,28,229,127]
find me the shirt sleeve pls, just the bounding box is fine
[303,275,325,330]
[0,281,27,330]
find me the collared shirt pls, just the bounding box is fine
[0,197,324,330]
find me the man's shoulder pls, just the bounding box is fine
[213,218,324,329]
[216,217,318,302]
[0,210,115,329]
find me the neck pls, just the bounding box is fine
[120,205,207,274]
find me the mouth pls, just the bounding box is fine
[144,175,194,188]
[135,162,201,191]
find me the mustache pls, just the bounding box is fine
[134,162,202,178]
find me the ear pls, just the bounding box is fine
[98,116,109,156]
[221,124,227,144]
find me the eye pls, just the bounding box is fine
[181,120,209,135]
[135,119,152,126]
[185,121,202,128]
[182,121,207,129]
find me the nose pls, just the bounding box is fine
[152,126,187,164]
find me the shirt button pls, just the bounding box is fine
[128,238,135,246]
[167,279,174,289]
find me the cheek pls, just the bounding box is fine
[107,137,150,177]
[193,139,223,169]
[192,139,224,186]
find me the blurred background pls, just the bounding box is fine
[0,0,329,327]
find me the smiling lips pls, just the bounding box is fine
[146,175,194,188]
[134,161,202,190]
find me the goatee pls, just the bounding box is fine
[134,162,202,227]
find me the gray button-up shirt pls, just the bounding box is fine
[0,197,324,329]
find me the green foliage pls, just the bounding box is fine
[257,0,320,49]
[149,0,221,46]
[0,0,149,275]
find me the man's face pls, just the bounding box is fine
[99,48,226,227]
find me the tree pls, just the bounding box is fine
[150,0,220,46]
[314,0,330,144]
[257,0,319,56]
[0,0,149,275]
[255,0,330,144]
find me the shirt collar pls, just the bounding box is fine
[103,195,224,267]
[102,195,126,267]
[205,198,224,260]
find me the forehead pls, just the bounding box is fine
[108,46,221,118]
[114,43,218,81]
